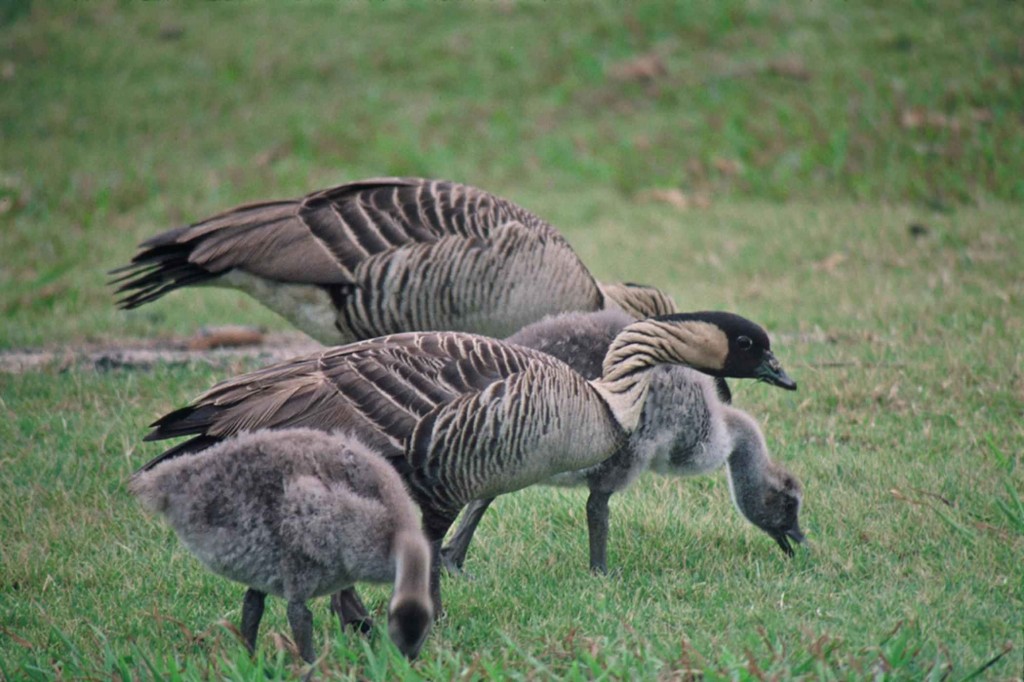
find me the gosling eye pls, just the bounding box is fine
[737,335,753,351]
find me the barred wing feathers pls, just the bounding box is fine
[141,332,611,505]
[113,178,602,315]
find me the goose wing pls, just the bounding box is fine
[405,362,624,509]
[111,177,569,309]
[139,332,568,471]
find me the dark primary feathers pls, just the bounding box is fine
[112,177,672,343]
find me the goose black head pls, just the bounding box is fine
[660,311,797,391]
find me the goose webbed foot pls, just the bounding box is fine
[330,589,374,634]
[439,548,473,578]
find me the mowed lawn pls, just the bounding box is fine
[1,2,1022,680]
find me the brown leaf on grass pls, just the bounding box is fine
[661,636,705,682]
[1,61,14,81]
[637,188,691,210]
[4,282,67,315]
[685,158,706,181]
[153,608,198,643]
[813,252,847,273]
[186,325,265,351]
[581,635,604,658]
[607,51,667,82]
[890,488,916,504]
[255,141,291,168]
[910,487,954,508]
[217,619,246,647]
[635,188,712,211]
[632,134,653,151]
[767,56,812,81]
[970,108,993,124]
[971,521,1012,541]
[0,172,32,209]
[745,649,769,680]
[712,157,743,177]
[492,0,517,14]
[900,108,962,132]
[270,630,299,658]
[0,626,35,649]
[872,381,899,402]
[806,633,841,661]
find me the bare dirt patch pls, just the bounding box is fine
[0,327,322,374]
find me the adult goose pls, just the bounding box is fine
[111,177,676,342]
[441,309,805,575]
[139,312,796,622]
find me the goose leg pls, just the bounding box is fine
[330,589,373,633]
[586,489,614,574]
[441,497,496,574]
[240,588,266,655]
[287,600,316,664]
[429,537,445,618]
[423,511,456,620]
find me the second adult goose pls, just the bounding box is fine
[111,177,676,342]
[139,312,795,621]
[440,309,805,575]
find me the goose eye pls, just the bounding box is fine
[737,335,753,351]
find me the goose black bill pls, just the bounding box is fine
[757,351,797,391]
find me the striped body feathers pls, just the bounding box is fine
[112,177,673,342]
[141,312,793,616]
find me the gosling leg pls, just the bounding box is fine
[240,588,266,655]
[586,489,614,574]
[441,497,496,574]
[330,589,373,633]
[287,599,316,664]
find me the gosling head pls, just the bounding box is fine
[653,311,797,390]
[387,596,432,659]
[747,468,806,557]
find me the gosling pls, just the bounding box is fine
[129,428,432,664]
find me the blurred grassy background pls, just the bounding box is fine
[1,2,1022,680]
[1,0,1023,346]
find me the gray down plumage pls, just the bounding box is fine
[130,428,432,664]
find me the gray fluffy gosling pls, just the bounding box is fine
[129,428,433,664]
[442,309,806,574]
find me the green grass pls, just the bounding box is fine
[1,1,1023,679]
